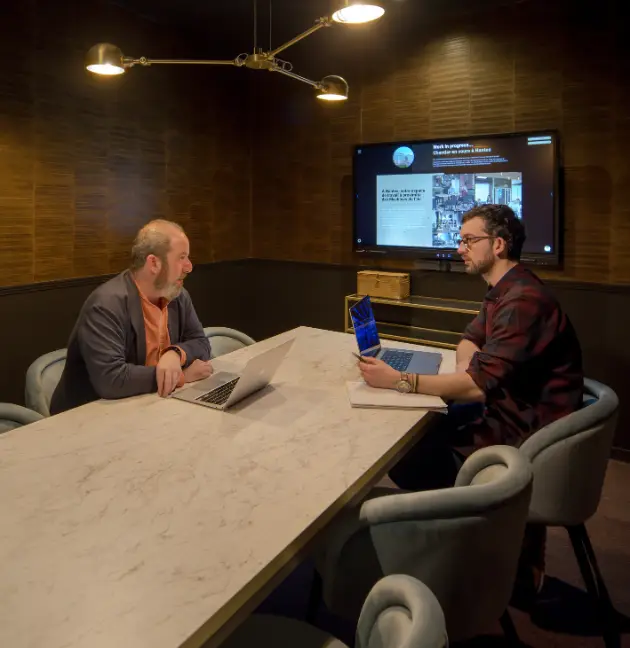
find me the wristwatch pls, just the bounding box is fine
[165,346,183,361]
[396,371,413,394]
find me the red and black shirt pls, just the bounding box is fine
[464,264,583,448]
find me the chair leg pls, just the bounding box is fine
[499,609,521,645]
[575,524,615,609]
[306,569,323,624]
[566,525,620,648]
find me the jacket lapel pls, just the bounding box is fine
[168,300,180,343]
[124,270,146,364]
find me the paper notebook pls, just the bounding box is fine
[346,381,447,411]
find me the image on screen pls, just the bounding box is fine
[353,132,558,265]
[431,172,522,248]
[349,296,380,355]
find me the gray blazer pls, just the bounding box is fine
[50,271,211,414]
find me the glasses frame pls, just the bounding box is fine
[456,235,495,252]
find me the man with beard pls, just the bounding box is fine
[358,204,583,598]
[50,220,211,414]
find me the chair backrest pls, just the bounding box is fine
[357,574,448,648]
[203,327,255,359]
[519,378,619,526]
[0,403,44,434]
[354,446,532,642]
[25,349,67,417]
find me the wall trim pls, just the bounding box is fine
[248,258,630,295]
[0,274,116,297]
[2,257,630,298]
[0,259,252,298]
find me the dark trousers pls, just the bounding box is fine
[388,403,546,572]
[389,402,481,491]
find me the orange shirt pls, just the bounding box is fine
[134,282,187,387]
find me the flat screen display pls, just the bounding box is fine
[353,131,560,265]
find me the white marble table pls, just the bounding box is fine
[0,326,455,648]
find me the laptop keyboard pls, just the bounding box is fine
[195,378,239,405]
[381,349,413,372]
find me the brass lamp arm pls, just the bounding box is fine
[124,56,242,68]
[266,16,333,59]
[270,65,323,89]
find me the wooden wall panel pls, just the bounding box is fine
[251,0,630,285]
[0,0,251,287]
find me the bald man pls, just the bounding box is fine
[50,220,212,414]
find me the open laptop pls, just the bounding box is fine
[349,296,442,374]
[172,338,294,410]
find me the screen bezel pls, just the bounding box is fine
[352,129,562,267]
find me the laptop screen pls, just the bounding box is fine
[349,296,381,356]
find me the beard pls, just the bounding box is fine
[464,255,494,275]
[154,260,184,300]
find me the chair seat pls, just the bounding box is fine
[0,420,22,434]
[0,403,45,434]
[220,614,347,648]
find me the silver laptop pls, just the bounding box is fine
[172,339,294,410]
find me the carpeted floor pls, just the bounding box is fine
[254,459,630,647]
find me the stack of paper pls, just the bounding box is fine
[346,381,447,411]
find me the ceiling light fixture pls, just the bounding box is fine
[85,1,385,101]
[332,1,386,24]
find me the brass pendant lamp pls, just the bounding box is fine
[85,1,385,101]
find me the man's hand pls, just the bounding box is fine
[156,350,183,397]
[183,359,213,383]
[358,357,399,389]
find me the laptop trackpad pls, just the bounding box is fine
[190,371,239,393]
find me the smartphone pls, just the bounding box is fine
[352,352,369,363]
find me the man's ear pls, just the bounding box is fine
[494,237,508,257]
[146,254,162,274]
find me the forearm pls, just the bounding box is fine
[413,371,485,402]
[456,338,480,372]
[177,336,211,366]
[90,363,157,399]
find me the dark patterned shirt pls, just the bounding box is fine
[463,264,583,448]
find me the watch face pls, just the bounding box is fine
[396,380,412,394]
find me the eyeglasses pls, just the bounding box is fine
[456,235,494,251]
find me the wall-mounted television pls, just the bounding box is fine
[353,130,561,266]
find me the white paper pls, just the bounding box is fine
[346,381,447,411]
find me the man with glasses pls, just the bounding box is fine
[358,204,583,601]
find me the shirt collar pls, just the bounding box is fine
[133,277,169,310]
[484,264,533,302]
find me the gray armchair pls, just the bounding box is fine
[203,327,255,359]
[220,574,447,648]
[25,348,67,417]
[314,446,533,644]
[0,403,44,434]
[520,378,620,648]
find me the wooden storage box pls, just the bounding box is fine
[357,270,410,300]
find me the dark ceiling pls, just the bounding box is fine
[109,0,521,44]
[107,0,520,67]
[108,0,411,65]
[111,0,339,42]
